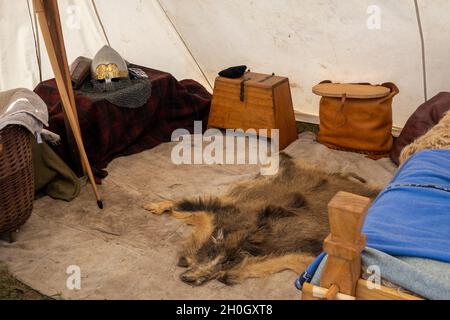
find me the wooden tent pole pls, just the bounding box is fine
[37,0,86,174]
[33,0,103,209]
[44,0,80,124]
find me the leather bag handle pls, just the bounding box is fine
[379,82,400,103]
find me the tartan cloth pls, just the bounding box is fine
[34,65,211,180]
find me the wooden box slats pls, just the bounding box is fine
[208,72,298,149]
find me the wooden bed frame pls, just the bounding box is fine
[301,191,423,300]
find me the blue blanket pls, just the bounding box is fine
[296,149,450,298]
[363,149,450,263]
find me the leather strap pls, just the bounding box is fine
[240,78,251,102]
[334,94,348,128]
[379,82,400,103]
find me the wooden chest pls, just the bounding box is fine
[208,72,298,149]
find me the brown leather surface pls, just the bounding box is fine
[316,82,399,156]
[313,82,391,99]
[390,92,450,165]
[70,56,92,89]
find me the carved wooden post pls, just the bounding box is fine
[320,191,371,298]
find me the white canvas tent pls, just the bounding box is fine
[1,0,450,301]
[1,0,450,129]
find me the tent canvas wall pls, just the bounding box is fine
[1,0,449,129]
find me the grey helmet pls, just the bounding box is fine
[91,45,129,82]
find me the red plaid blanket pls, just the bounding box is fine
[34,65,211,180]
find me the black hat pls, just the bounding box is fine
[218,65,247,79]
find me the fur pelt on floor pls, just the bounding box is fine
[144,154,379,286]
[400,111,450,164]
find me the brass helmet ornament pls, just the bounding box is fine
[91,45,129,82]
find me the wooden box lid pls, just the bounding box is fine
[216,72,288,89]
[312,83,391,99]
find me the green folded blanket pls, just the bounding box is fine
[32,140,80,201]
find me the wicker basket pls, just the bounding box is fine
[0,125,34,235]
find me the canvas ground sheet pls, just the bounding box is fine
[0,133,396,299]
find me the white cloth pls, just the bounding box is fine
[0,88,49,138]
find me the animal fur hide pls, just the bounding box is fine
[400,111,450,164]
[144,154,379,286]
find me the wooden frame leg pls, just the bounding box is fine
[301,191,370,300]
[319,191,371,297]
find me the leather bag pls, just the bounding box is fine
[70,56,92,89]
[313,81,399,157]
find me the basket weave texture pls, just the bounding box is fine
[0,125,34,234]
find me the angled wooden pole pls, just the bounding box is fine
[35,0,85,175]
[33,0,103,209]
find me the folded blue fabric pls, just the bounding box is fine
[296,150,450,294]
[363,149,450,263]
